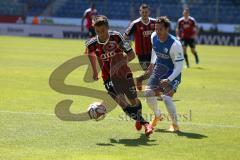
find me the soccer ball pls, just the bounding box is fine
[88,102,107,121]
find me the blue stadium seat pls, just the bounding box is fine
[0,0,239,24]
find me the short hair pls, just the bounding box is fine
[156,16,171,28]
[140,4,150,10]
[184,7,189,12]
[93,15,109,27]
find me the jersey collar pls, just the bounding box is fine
[97,32,110,45]
[157,33,170,43]
[184,16,189,21]
[141,17,150,25]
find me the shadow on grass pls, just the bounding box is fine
[96,143,115,146]
[189,66,205,70]
[157,98,181,102]
[155,129,208,139]
[96,134,158,147]
[110,134,157,146]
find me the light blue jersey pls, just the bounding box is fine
[148,32,184,91]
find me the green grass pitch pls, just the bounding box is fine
[0,36,240,160]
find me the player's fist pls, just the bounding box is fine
[160,79,174,97]
[136,77,143,91]
[93,71,99,81]
[161,79,170,84]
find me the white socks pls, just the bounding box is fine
[145,88,178,125]
[162,95,178,125]
[146,96,161,117]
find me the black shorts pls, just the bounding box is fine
[137,54,151,70]
[181,38,196,48]
[88,27,96,38]
[104,73,137,100]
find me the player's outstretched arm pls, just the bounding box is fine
[86,48,99,80]
[135,48,156,90]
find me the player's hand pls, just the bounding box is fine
[146,64,154,76]
[160,79,174,97]
[93,71,99,81]
[135,65,154,91]
[161,79,170,84]
[161,79,171,89]
[136,77,143,91]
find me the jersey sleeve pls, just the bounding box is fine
[124,21,136,37]
[170,40,184,62]
[117,33,133,54]
[83,9,88,17]
[85,39,96,53]
[168,40,184,81]
[192,17,197,27]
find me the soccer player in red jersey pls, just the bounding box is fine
[176,8,199,68]
[124,4,155,90]
[86,15,153,136]
[81,3,98,38]
[82,3,98,78]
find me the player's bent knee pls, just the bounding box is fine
[164,90,175,97]
[144,87,155,97]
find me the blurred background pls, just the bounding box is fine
[0,0,239,45]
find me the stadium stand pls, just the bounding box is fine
[18,0,53,16]
[52,0,240,24]
[0,0,239,24]
[0,0,26,16]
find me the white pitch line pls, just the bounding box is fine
[0,110,240,129]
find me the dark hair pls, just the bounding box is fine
[140,4,150,10]
[184,7,189,12]
[156,16,171,28]
[93,15,109,27]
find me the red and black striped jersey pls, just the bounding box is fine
[86,31,133,81]
[124,17,156,56]
[177,16,197,39]
[84,8,98,29]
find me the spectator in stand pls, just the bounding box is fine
[16,17,24,24]
[32,16,39,25]
[81,3,98,38]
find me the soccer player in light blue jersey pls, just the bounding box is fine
[144,16,184,132]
